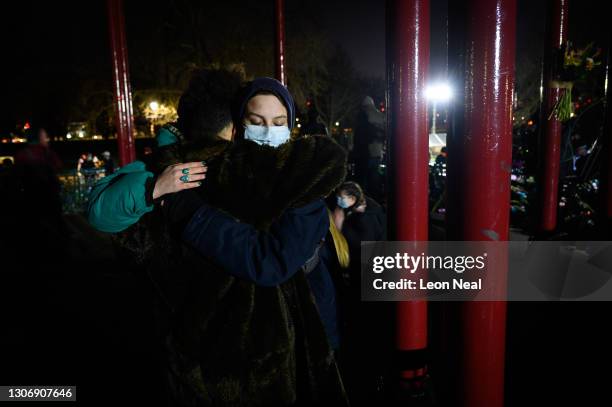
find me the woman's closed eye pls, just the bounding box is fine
[246,121,286,127]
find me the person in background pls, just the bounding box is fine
[15,126,62,174]
[12,125,65,258]
[435,146,448,166]
[77,152,98,174]
[353,96,386,201]
[76,153,86,173]
[14,125,63,202]
[333,181,386,270]
[331,180,387,331]
[430,146,447,206]
[302,104,329,136]
[100,151,115,175]
[331,180,388,403]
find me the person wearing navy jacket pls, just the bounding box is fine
[171,191,340,351]
[88,71,341,352]
[160,76,343,351]
[182,199,328,287]
[111,72,348,405]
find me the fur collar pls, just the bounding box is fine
[163,136,347,229]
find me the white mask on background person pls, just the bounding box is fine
[337,196,351,209]
[244,125,290,147]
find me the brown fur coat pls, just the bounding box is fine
[124,136,349,406]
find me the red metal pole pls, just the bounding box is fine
[386,0,429,357]
[447,0,516,406]
[274,0,286,86]
[540,0,569,231]
[107,0,136,166]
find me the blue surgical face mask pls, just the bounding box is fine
[337,196,351,209]
[244,125,290,147]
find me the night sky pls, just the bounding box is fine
[1,0,609,135]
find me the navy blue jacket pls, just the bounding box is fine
[307,244,340,349]
[182,199,339,348]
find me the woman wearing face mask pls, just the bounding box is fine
[331,181,387,401]
[91,72,338,294]
[333,182,386,283]
[89,70,347,405]
[137,77,349,406]
[168,78,346,346]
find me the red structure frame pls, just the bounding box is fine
[274,0,287,86]
[447,0,516,405]
[386,0,430,357]
[540,0,569,231]
[107,0,136,166]
[98,0,575,403]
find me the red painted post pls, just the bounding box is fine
[274,0,286,86]
[107,0,136,166]
[386,0,430,359]
[540,0,569,231]
[448,0,516,406]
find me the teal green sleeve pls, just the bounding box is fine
[156,127,178,147]
[87,161,155,233]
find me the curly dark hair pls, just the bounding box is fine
[176,68,244,144]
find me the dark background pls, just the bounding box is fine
[1,1,611,406]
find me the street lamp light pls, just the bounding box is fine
[149,101,159,112]
[425,83,452,135]
[425,83,452,101]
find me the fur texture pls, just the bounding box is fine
[128,136,348,406]
[160,135,348,230]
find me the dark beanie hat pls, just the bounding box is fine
[232,77,296,129]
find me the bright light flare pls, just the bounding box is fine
[425,83,453,102]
